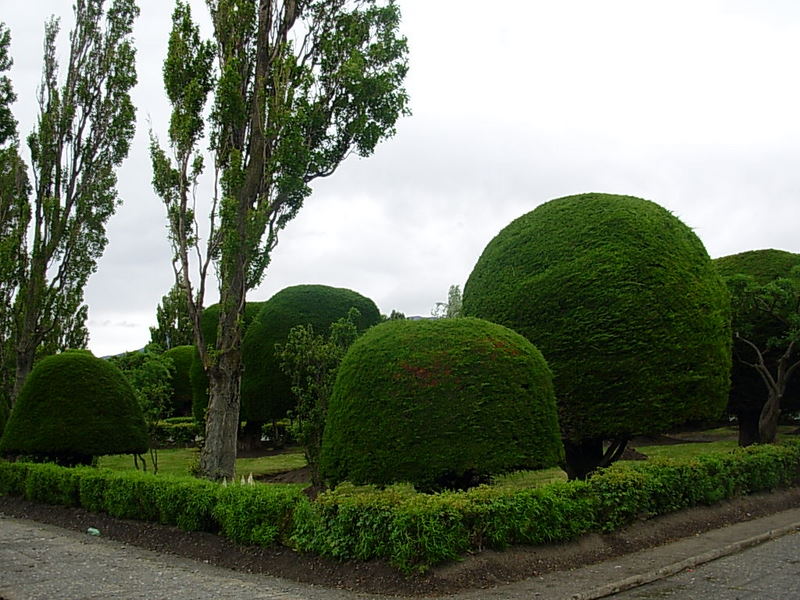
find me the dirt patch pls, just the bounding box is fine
[257,465,313,484]
[2,487,800,596]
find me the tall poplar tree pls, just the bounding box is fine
[3,1,139,406]
[151,0,409,480]
[0,23,30,431]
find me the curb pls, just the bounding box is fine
[569,521,800,600]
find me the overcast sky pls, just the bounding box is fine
[3,1,800,356]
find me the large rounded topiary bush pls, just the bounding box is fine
[190,301,264,423]
[714,249,800,445]
[462,193,732,478]
[0,350,148,465]
[163,345,194,417]
[320,317,564,490]
[240,284,381,424]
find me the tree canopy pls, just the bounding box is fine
[716,249,800,445]
[0,1,139,412]
[151,0,409,479]
[462,193,732,479]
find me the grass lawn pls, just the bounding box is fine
[95,426,799,488]
[98,447,306,479]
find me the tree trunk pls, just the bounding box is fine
[12,344,35,406]
[563,438,604,480]
[736,409,761,446]
[758,391,782,444]
[199,349,242,481]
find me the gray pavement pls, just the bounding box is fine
[2,507,800,600]
[608,531,800,599]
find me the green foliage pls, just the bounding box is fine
[0,351,148,462]
[431,284,462,318]
[162,345,194,417]
[152,0,409,480]
[190,301,264,423]
[7,0,139,405]
[214,484,303,546]
[320,317,564,490]
[109,344,175,471]
[241,285,381,424]
[0,24,31,422]
[151,419,199,447]
[149,283,195,349]
[3,441,800,573]
[714,250,800,438]
[462,193,732,447]
[277,308,361,487]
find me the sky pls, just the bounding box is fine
[2,0,800,356]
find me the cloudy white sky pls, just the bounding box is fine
[3,1,800,356]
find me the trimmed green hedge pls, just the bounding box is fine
[0,350,148,463]
[162,345,194,418]
[462,193,732,444]
[241,284,381,424]
[321,318,564,489]
[2,440,800,573]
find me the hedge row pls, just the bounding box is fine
[0,464,303,546]
[2,441,800,572]
[151,420,200,447]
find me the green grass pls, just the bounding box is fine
[95,426,800,489]
[98,448,306,479]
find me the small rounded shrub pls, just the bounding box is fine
[714,249,800,441]
[320,317,564,490]
[0,350,148,464]
[163,345,194,417]
[190,301,264,423]
[240,284,381,423]
[462,193,731,475]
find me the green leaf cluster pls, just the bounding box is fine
[320,317,564,490]
[277,307,362,486]
[0,350,148,462]
[241,285,381,424]
[714,249,800,416]
[162,345,195,417]
[462,193,732,443]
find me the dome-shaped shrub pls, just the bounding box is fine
[240,284,381,423]
[190,301,264,423]
[320,317,564,490]
[462,193,732,477]
[0,350,148,465]
[163,345,194,417]
[714,249,800,444]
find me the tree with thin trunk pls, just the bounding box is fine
[726,272,800,444]
[1,1,139,408]
[151,0,409,480]
[0,23,30,430]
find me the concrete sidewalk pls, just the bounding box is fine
[2,507,800,600]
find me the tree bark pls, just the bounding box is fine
[736,409,761,446]
[758,391,782,444]
[563,438,604,480]
[199,347,242,481]
[12,345,34,405]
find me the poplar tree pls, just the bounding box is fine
[151,0,409,480]
[0,23,29,430]
[2,1,139,406]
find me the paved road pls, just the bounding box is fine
[2,508,800,600]
[0,516,368,600]
[608,531,800,599]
